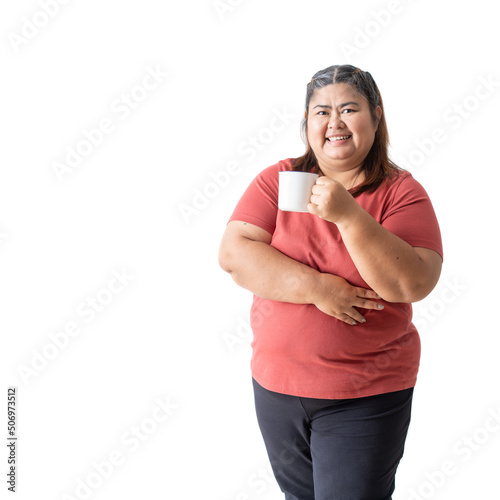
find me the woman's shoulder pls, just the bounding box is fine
[373,169,436,214]
[244,159,297,198]
[359,169,430,211]
[253,158,296,183]
[260,158,295,175]
[381,168,427,195]
[389,169,432,196]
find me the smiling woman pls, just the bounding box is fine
[219,64,443,500]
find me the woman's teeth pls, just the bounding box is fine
[327,135,352,142]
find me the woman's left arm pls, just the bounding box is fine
[308,177,442,303]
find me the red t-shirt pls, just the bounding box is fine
[228,158,443,399]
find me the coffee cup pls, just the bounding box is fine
[278,171,319,212]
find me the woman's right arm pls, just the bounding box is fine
[218,220,384,325]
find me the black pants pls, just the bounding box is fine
[252,378,413,500]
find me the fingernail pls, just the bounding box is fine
[361,318,367,323]
[378,304,384,310]
[352,321,357,325]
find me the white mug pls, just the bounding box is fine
[278,171,319,212]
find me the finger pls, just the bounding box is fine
[356,287,381,299]
[311,182,328,193]
[340,314,358,326]
[310,194,321,205]
[337,307,366,326]
[355,297,385,310]
[340,310,367,326]
[307,202,319,215]
[348,309,367,324]
[315,176,329,185]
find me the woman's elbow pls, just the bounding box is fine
[382,271,442,304]
[379,287,433,304]
[218,246,248,291]
[398,285,435,304]
[409,277,442,303]
[218,245,233,274]
[408,250,443,302]
[218,237,244,275]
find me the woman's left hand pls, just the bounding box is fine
[308,176,359,224]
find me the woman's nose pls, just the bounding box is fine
[328,114,345,129]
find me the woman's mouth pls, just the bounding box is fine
[326,135,352,143]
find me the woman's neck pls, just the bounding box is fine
[317,165,365,190]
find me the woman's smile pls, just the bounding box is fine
[325,134,353,145]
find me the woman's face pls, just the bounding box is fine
[306,83,381,177]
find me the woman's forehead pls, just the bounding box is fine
[312,83,360,99]
[309,84,367,107]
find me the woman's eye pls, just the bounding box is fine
[342,108,354,114]
[318,111,328,116]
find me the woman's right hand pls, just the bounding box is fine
[311,273,384,325]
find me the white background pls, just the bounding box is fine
[1,1,499,499]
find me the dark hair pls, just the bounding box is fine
[292,64,401,196]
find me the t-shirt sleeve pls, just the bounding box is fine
[381,174,443,259]
[227,163,280,235]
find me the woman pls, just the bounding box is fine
[218,65,443,500]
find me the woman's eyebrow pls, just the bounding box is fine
[313,101,360,110]
[338,101,359,108]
